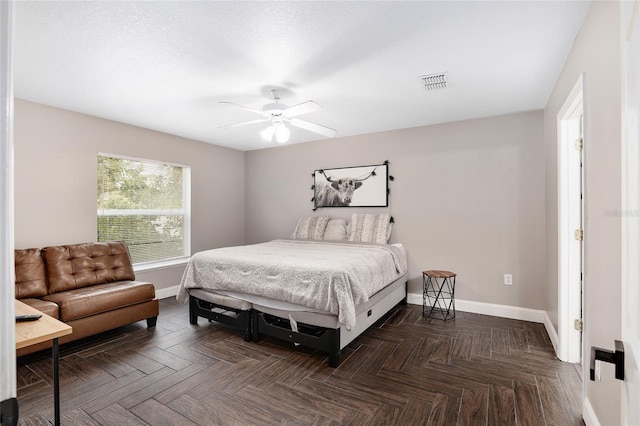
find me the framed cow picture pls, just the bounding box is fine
[313,163,388,208]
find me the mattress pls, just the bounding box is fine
[178,240,407,330]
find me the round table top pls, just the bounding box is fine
[423,270,456,278]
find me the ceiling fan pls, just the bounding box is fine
[218,89,337,143]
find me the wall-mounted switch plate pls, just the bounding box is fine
[504,274,513,285]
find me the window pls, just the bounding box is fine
[97,154,190,266]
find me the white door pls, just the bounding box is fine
[621,2,640,424]
[0,0,16,421]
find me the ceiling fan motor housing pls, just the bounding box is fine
[263,103,287,116]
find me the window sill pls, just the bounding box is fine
[133,257,190,273]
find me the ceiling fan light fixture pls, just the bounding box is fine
[260,122,290,143]
[275,125,291,143]
[260,125,275,142]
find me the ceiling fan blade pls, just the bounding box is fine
[289,118,337,138]
[217,118,270,129]
[283,100,322,118]
[219,101,267,116]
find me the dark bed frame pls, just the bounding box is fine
[189,295,252,342]
[188,283,407,367]
[189,294,342,365]
[253,311,343,367]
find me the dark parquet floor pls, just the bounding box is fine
[16,298,584,425]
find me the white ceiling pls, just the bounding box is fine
[14,1,590,151]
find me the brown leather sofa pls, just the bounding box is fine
[15,241,159,356]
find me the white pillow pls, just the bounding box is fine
[323,219,347,240]
[347,213,391,244]
[291,216,330,240]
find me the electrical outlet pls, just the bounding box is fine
[504,274,513,286]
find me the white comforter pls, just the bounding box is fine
[177,239,407,330]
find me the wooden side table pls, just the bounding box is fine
[423,270,456,321]
[15,300,72,426]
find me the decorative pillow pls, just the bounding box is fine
[347,213,391,244]
[348,219,394,242]
[323,219,347,240]
[291,216,330,240]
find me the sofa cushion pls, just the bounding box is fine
[43,242,136,294]
[42,281,155,322]
[19,298,59,319]
[15,248,48,299]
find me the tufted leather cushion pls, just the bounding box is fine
[15,248,48,299]
[42,281,155,321]
[42,241,136,294]
[19,298,60,319]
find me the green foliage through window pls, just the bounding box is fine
[97,155,190,265]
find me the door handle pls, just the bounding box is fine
[590,340,624,381]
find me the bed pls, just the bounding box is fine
[176,214,407,367]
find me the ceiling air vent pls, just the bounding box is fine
[420,72,448,91]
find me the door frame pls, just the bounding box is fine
[621,1,640,424]
[0,0,16,416]
[557,74,585,364]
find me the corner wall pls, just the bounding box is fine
[246,111,546,310]
[14,99,246,291]
[543,2,622,424]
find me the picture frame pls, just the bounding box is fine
[313,163,388,208]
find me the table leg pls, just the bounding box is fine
[0,397,19,426]
[52,337,60,426]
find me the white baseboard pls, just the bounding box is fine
[408,293,562,362]
[407,292,547,324]
[542,311,559,353]
[406,293,423,306]
[156,285,179,299]
[582,397,600,426]
[163,288,558,342]
[160,288,549,323]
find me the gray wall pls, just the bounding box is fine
[246,111,546,309]
[15,99,547,311]
[543,2,621,424]
[14,99,246,291]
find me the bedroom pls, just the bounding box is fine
[0,1,635,425]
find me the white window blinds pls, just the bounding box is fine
[97,154,190,265]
